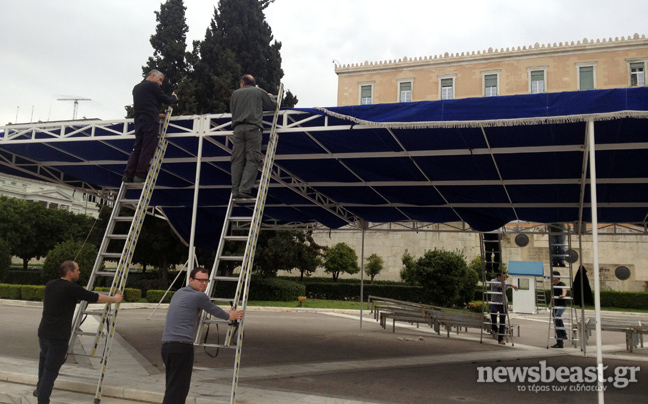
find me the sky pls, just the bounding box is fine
[1,0,647,125]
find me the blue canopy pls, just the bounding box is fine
[1,87,648,249]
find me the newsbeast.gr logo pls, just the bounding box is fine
[477,361,640,392]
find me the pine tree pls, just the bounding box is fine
[212,0,284,94]
[127,0,191,116]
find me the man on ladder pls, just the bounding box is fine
[230,74,277,198]
[124,69,178,183]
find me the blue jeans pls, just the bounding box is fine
[37,338,69,404]
[553,308,567,343]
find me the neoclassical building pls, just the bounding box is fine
[335,34,647,106]
[317,34,648,291]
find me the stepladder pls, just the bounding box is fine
[67,107,173,403]
[546,223,579,348]
[193,84,284,404]
[479,231,514,345]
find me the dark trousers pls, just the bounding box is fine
[490,306,506,342]
[125,121,160,178]
[37,337,68,404]
[161,342,194,404]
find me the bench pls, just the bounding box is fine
[579,317,648,352]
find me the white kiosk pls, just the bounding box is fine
[508,261,544,314]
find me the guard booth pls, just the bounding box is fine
[508,261,544,314]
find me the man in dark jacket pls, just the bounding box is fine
[124,69,177,183]
[35,261,123,403]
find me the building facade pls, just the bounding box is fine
[317,34,648,292]
[335,34,647,106]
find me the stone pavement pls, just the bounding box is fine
[0,300,647,404]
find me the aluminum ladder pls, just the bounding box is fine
[67,107,173,404]
[546,223,579,348]
[194,84,284,404]
[479,232,514,345]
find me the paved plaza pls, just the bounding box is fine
[0,300,647,404]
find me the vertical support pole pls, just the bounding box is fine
[187,122,204,285]
[359,220,368,330]
[587,120,604,404]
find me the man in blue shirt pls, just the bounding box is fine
[161,267,244,404]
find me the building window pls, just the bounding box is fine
[577,63,596,90]
[359,83,373,105]
[629,61,646,87]
[482,71,500,97]
[438,74,456,100]
[529,68,547,94]
[398,80,413,102]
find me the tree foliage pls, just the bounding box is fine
[0,238,11,282]
[365,253,384,284]
[0,196,95,269]
[131,0,295,116]
[409,249,478,307]
[253,230,324,279]
[399,249,418,285]
[324,242,359,282]
[42,240,100,286]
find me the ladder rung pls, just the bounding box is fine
[219,256,244,261]
[96,271,117,277]
[195,342,236,349]
[114,216,134,222]
[82,310,114,316]
[224,235,248,241]
[68,352,98,358]
[210,297,237,303]
[119,199,140,205]
[228,216,252,222]
[213,276,240,282]
[106,234,128,240]
[202,318,231,324]
[101,252,122,259]
[75,331,100,337]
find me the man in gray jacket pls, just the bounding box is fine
[229,74,277,198]
[161,267,244,404]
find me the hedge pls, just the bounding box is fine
[147,289,175,303]
[6,270,43,285]
[21,285,46,301]
[601,291,648,310]
[94,287,142,302]
[304,283,425,303]
[249,278,305,301]
[0,284,22,299]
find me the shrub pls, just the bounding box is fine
[5,270,43,285]
[249,278,306,301]
[42,240,100,285]
[468,301,484,312]
[21,285,46,301]
[0,239,10,282]
[600,291,648,310]
[412,249,478,307]
[147,289,175,303]
[0,283,22,299]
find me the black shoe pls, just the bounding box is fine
[33,389,38,397]
[133,176,146,183]
[551,343,564,348]
[122,175,134,183]
[236,192,253,199]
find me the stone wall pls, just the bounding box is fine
[281,227,648,292]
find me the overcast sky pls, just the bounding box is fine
[1,0,647,125]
